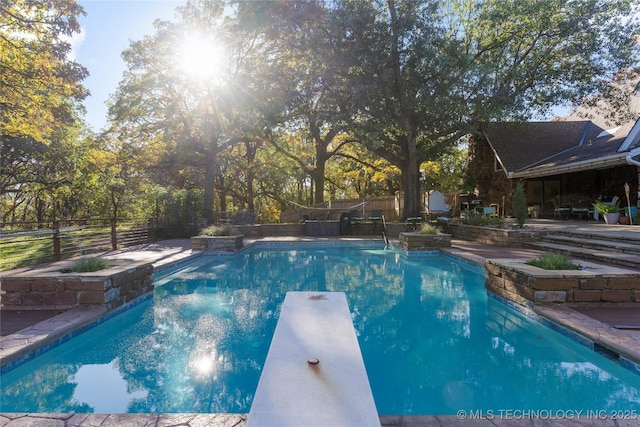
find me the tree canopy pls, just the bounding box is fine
[2,0,639,225]
[1,0,88,143]
[1,0,91,223]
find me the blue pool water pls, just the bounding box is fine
[2,243,640,414]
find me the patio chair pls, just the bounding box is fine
[349,210,365,222]
[368,209,383,221]
[406,216,422,231]
[571,200,590,220]
[552,198,570,219]
[482,206,497,217]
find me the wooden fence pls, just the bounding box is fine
[280,196,400,223]
[0,218,154,272]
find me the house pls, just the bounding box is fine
[465,117,640,218]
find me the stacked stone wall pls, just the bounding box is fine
[485,259,640,308]
[1,262,153,311]
[448,223,539,247]
[398,233,452,251]
[191,235,244,252]
[466,134,515,215]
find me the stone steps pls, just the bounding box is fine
[526,231,640,269]
[540,234,640,255]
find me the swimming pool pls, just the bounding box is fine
[2,243,640,414]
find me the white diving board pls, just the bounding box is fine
[247,291,380,427]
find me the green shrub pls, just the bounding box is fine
[526,253,580,270]
[70,257,111,272]
[200,225,232,236]
[512,182,527,228]
[461,214,504,228]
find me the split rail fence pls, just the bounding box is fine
[0,218,155,272]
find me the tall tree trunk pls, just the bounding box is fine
[203,150,216,225]
[402,158,421,220]
[218,180,227,219]
[312,162,325,205]
[246,171,255,212]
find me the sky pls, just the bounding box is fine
[73,1,186,131]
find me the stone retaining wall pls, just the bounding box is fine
[234,222,405,238]
[191,235,244,252]
[485,259,640,308]
[398,232,452,251]
[448,223,539,246]
[1,261,153,311]
[234,223,305,237]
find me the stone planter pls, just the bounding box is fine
[1,260,154,311]
[398,232,451,251]
[485,258,640,309]
[191,235,244,252]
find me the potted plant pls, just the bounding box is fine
[593,201,622,224]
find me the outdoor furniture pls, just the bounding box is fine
[406,216,422,231]
[482,206,497,217]
[368,209,383,221]
[349,210,365,222]
[571,200,591,220]
[460,193,481,212]
[552,198,570,219]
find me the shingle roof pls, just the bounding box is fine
[521,120,636,174]
[479,121,595,173]
[478,118,639,179]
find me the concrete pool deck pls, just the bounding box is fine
[1,231,640,426]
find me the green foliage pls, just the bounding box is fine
[0,0,88,143]
[4,0,639,226]
[461,215,504,228]
[70,257,111,273]
[526,253,580,271]
[421,143,468,193]
[593,201,622,214]
[200,226,232,236]
[512,183,527,228]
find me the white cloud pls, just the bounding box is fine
[63,26,86,61]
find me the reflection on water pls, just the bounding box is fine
[1,245,640,414]
[71,362,148,413]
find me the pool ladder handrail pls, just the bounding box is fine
[381,215,389,246]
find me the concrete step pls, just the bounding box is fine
[526,241,640,270]
[540,234,640,255]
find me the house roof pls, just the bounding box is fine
[479,118,640,179]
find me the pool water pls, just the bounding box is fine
[2,244,640,414]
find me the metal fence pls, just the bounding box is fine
[0,218,154,272]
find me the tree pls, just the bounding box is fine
[512,182,527,228]
[237,0,354,205]
[0,0,88,143]
[1,0,90,223]
[330,0,639,218]
[107,0,251,224]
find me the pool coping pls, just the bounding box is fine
[1,413,638,426]
[2,240,640,426]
